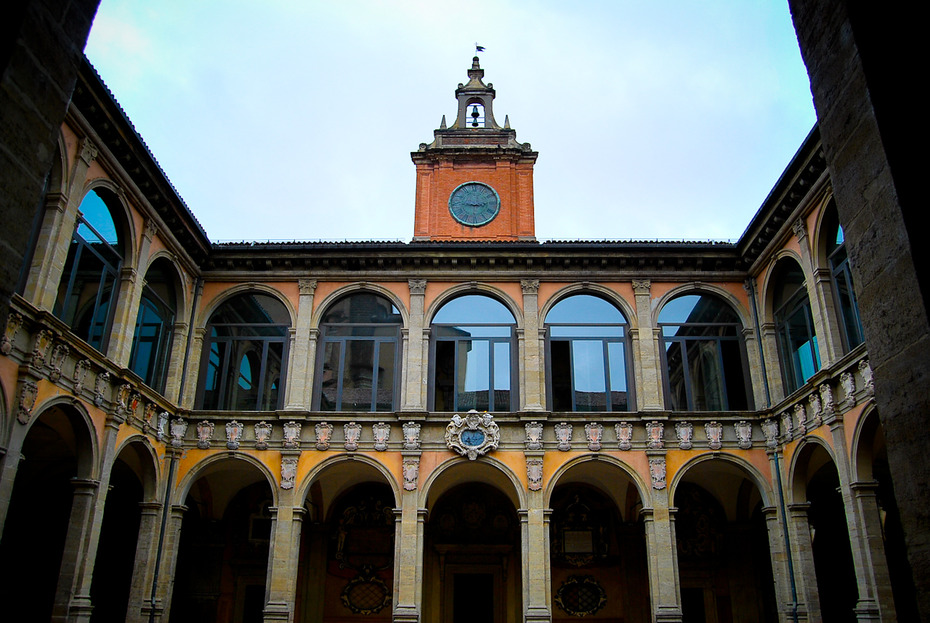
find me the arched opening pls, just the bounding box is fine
[169,461,274,623]
[53,187,126,351]
[129,257,180,392]
[549,463,649,622]
[424,481,521,622]
[821,201,864,351]
[430,294,517,412]
[772,259,820,393]
[197,291,291,411]
[658,293,751,411]
[294,461,398,622]
[90,442,153,622]
[0,404,95,622]
[674,461,776,622]
[314,292,403,412]
[545,294,632,412]
[793,445,857,622]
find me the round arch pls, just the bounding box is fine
[545,454,651,513]
[669,452,774,513]
[78,178,138,269]
[311,283,409,329]
[297,453,401,511]
[196,283,297,331]
[49,131,68,196]
[539,283,636,329]
[425,283,523,328]
[112,434,162,502]
[24,396,100,479]
[139,250,190,315]
[810,191,840,270]
[418,455,526,512]
[787,435,838,504]
[172,451,279,508]
[851,404,883,483]
[653,283,752,330]
[759,251,809,323]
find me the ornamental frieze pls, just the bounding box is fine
[445,411,500,460]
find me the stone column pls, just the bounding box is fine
[0,416,29,535]
[180,327,206,409]
[402,279,428,412]
[284,279,316,410]
[163,320,189,404]
[147,503,188,623]
[110,219,160,367]
[787,503,822,621]
[792,218,841,367]
[761,322,785,403]
[762,505,802,623]
[641,458,683,623]
[58,416,122,623]
[849,481,897,622]
[632,280,663,410]
[392,485,426,623]
[126,502,163,623]
[22,137,97,311]
[263,488,306,622]
[519,494,551,622]
[520,279,544,412]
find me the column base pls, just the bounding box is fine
[393,605,420,623]
[654,604,683,622]
[263,601,292,622]
[524,605,552,622]
[853,600,882,622]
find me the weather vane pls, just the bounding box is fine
[475,43,485,55]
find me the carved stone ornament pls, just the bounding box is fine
[403,457,419,491]
[646,421,664,450]
[525,421,544,451]
[17,379,38,425]
[554,575,607,618]
[130,392,141,417]
[526,458,544,491]
[315,422,333,451]
[283,421,302,449]
[675,422,694,450]
[859,359,875,396]
[73,359,90,395]
[649,457,667,490]
[632,280,651,295]
[1,311,23,355]
[281,457,298,490]
[143,402,158,427]
[344,422,361,451]
[616,422,633,451]
[157,411,169,441]
[170,418,187,448]
[841,371,856,407]
[94,371,110,407]
[808,392,823,428]
[341,567,391,615]
[116,384,132,416]
[372,422,390,451]
[794,403,807,435]
[31,329,54,368]
[820,383,835,418]
[196,420,215,449]
[781,410,793,440]
[254,421,273,450]
[446,411,501,460]
[298,279,318,296]
[48,343,69,382]
[585,422,603,452]
[408,279,427,295]
[762,419,779,449]
[734,420,753,450]
[554,422,573,452]
[226,420,243,450]
[705,421,723,450]
[402,421,421,450]
[520,279,540,295]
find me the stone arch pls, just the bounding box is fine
[196,282,297,331]
[787,435,837,504]
[811,190,839,270]
[297,453,401,514]
[172,451,279,508]
[759,250,809,323]
[539,283,636,329]
[311,282,409,328]
[138,249,189,315]
[545,454,651,513]
[425,282,523,328]
[23,395,99,479]
[77,178,138,269]
[418,455,526,512]
[112,434,162,502]
[670,452,773,511]
[653,282,752,330]
[48,130,68,195]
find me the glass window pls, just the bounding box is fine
[197,292,290,411]
[315,293,402,412]
[825,206,864,350]
[53,189,123,351]
[774,264,821,393]
[128,259,177,392]
[545,294,630,411]
[659,294,751,411]
[431,294,516,412]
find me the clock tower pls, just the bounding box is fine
[412,57,538,241]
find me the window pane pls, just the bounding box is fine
[435,341,456,411]
[546,294,625,324]
[607,342,628,411]
[551,325,623,338]
[494,341,511,411]
[261,342,284,411]
[458,339,489,411]
[550,341,572,411]
[433,295,514,324]
[688,340,725,411]
[319,341,343,411]
[376,342,396,412]
[664,341,688,411]
[571,340,606,412]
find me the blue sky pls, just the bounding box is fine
[84,1,815,243]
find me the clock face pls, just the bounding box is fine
[448,182,500,226]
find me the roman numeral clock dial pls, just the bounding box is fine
[448,182,501,226]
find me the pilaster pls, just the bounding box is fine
[393,492,427,622]
[402,279,428,411]
[632,280,663,410]
[284,279,316,410]
[263,489,306,622]
[641,480,683,622]
[521,279,544,411]
[519,495,552,622]
[787,502,822,621]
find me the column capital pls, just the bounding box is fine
[298,279,317,296]
[520,279,539,295]
[408,279,427,295]
[633,280,652,295]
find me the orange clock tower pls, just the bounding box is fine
[412,57,538,241]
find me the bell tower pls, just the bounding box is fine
[412,57,538,241]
